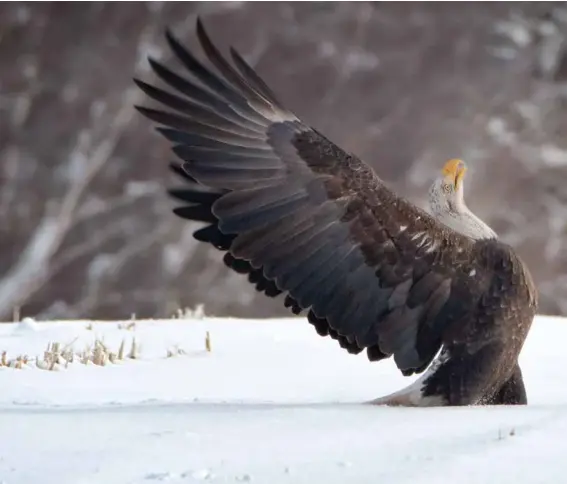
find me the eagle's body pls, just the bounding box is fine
[135,19,538,406]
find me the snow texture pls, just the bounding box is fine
[0,315,566,483]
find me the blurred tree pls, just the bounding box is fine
[1,2,566,320]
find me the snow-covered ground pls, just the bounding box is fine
[0,314,566,484]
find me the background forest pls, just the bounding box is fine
[1,1,567,321]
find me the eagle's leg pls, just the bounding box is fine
[479,364,527,405]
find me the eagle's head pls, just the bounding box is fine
[428,158,467,214]
[428,158,497,240]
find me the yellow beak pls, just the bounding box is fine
[442,158,467,190]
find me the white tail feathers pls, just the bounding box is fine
[366,348,449,407]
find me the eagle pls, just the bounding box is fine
[134,19,538,407]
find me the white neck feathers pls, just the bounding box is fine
[428,179,497,240]
[436,208,497,240]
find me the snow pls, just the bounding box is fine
[1,314,567,483]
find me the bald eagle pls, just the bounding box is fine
[134,19,538,406]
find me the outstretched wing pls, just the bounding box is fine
[135,19,494,376]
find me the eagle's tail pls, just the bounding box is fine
[367,348,528,407]
[366,357,446,407]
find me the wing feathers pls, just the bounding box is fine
[147,58,230,112]
[164,28,247,107]
[157,128,270,151]
[135,78,266,134]
[172,205,215,223]
[173,145,282,169]
[195,19,273,112]
[193,225,233,250]
[135,106,266,140]
[135,19,497,377]
[278,235,343,291]
[229,47,285,109]
[167,187,220,206]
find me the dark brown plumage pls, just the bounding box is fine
[134,19,538,406]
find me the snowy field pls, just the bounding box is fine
[0,314,566,484]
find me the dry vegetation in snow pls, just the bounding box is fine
[0,313,212,371]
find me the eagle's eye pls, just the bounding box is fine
[442,184,452,194]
